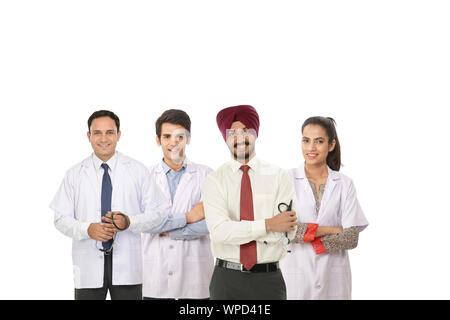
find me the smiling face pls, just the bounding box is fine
[302,124,336,167]
[87,116,121,162]
[226,121,257,162]
[156,122,189,168]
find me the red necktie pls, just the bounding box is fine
[239,165,257,271]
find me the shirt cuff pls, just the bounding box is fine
[79,221,91,240]
[172,211,187,227]
[252,220,267,239]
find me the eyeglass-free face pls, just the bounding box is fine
[302,124,335,167]
[87,116,121,162]
[156,122,190,167]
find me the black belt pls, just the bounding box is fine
[216,259,280,273]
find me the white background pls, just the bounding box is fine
[0,0,449,299]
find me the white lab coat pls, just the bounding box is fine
[141,159,215,299]
[50,152,166,289]
[280,164,368,300]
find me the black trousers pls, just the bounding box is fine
[74,253,142,300]
[209,265,287,300]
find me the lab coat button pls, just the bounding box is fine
[169,245,174,249]
[168,271,173,276]
[316,285,321,289]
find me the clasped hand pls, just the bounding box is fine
[265,211,297,233]
[88,211,129,241]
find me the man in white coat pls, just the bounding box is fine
[142,109,214,300]
[51,110,167,300]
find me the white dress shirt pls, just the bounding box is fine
[142,159,214,299]
[51,151,167,289]
[202,156,297,265]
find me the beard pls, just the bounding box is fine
[231,141,255,160]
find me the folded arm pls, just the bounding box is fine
[203,175,267,245]
[203,173,297,245]
[320,226,360,252]
[293,222,359,254]
[169,219,209,240]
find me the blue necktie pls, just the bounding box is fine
[101,163,113,251]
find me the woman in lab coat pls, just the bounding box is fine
[280,116,368,300]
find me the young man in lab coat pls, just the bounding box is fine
[50,110,168,300]
[141,109,214,299]
[203,105,298,300]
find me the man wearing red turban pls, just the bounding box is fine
[202,105,298,300]
[216,104,260,141]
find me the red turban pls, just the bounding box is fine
[216,105,260,141]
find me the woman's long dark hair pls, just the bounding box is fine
[301,116,341,171]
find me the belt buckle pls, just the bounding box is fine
[102,248,113,256]
[240,264,252,273]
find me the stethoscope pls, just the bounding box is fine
[95,212,130,255]
[277,199,293,252]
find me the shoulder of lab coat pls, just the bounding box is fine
[289,164,368,232]
[332,169,369,232]
[187,161,213,178]
[115,151,149,184]
[185,160,214,197]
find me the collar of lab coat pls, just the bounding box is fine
[160,157,188,174]
[91,151,119,172]
[81,151,129,170]
[154,158,196,174]
[227,155,260,174]
[292,162,340,181]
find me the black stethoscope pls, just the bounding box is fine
[95,212,130,255]
[278,199,293,251]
